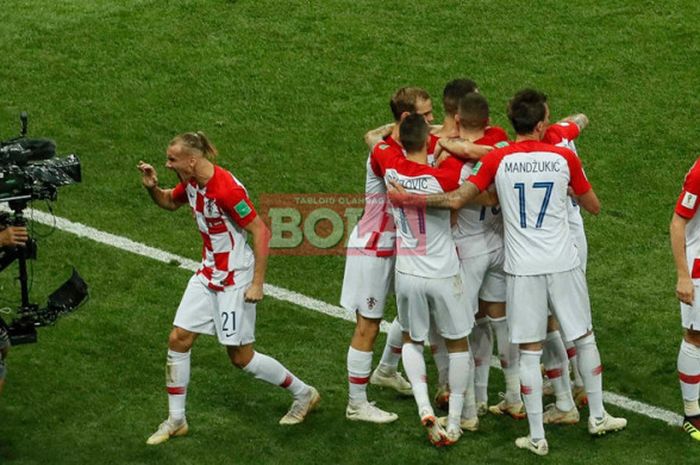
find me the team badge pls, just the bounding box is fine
[494,141,509,148]
[366,297,377,310]
[234,199,252,218]
[682,191,698,210]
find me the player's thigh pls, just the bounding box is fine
[459,253,489,316]
[479,249,506,304]
[340,253,395,319]
[506,274,548,344]
[681,287,700,332]
[547,269,592,342]
[173,275,217,336]
[214,284,257,346]
[395,272,430,342]
[428,274,474,341]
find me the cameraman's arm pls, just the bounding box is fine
[0,226,28,247]
[138,161,184,211]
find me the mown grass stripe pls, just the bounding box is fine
[12,205,682,427]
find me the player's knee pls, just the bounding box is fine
[685,329,700,347]
[168,328,195,351]
[355,315,381,341]
[227,345,254,369]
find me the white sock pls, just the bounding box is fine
[347,346,372,405]
[543,331,575,412]
[166,349,190,422]
[243,351,308,399]
[403,342,431,415]
[462,354,477,419]
[566,341,584,388]
[491,316,520,404]
[377,318,403,373]
[678,339,700,416]
[429,325,449,387]
[574,333,604,418]
[520,349,545,441]
[448,351,470,427]
[469,317,492,405]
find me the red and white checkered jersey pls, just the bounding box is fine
[449,126,510,258]
[544,121,585,233]
[384,156,461,278]
[469,140,592,275]
[172,166,256,290]
[675,157,700,283]
[346,136,402,256]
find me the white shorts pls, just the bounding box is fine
[681,288,700,330]
[506,268,592,344]
[459,248,506,315]
[340,253,395,319]
[173,275,256,346]
[571,224,588,273]
[395,271,473,342]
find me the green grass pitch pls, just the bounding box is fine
[0,1,698,464]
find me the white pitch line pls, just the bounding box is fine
[16,206,682,427]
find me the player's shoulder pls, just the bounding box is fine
[209,166,248,199]
[483,126,510,145]
[684,157,700,183]
[371,137,402,158]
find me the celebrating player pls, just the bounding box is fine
[389,89,626,455]
[670,157,700,441]
[138,132,319,445]
[385,113,474,446]
[341,87,435,424]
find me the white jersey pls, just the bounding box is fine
[345,137,402,256]
[469,140,592,276]
[544,122,585,238]
[384,156,461,278]
[449,126,510,258]
[675,157,700,284]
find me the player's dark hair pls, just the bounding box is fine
[390,87,431,121]
[507,89,548,135]
[399,113,430,154]
[458,92,489,130]
[170,131,218,163]
[443,78,479,117]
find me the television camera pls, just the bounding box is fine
[0,113,88,345]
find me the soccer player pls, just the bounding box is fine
[670,156,700,441]
[384,113,474,446]
[138,132,319,445]
[439,92,523,423]
[341,87,432,424]
[389,89,627,456]
[539,114,591,423]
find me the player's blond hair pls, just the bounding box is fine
[390,87,430,121]
[170,131,218,163]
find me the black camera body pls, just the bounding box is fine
[0,114,88,345]
[0,136,81,202]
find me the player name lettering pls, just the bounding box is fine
[504,160,561,174]
[397,177,430,190]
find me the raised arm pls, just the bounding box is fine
[243,216,271,303]
[671,213,694,305]
[138,161,184,211]
[438,138,493,161]
[364,123,395,150]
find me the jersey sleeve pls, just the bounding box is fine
[219,188,258,228]
[544,122,580,144]
[675,160,700,219]
[468,151,502,191]
[171,182,188,204]
[563,149,592,195]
